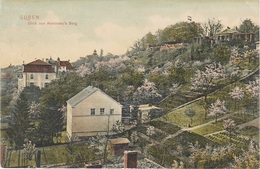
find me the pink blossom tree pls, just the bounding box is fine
[191,63,225,118]
[246,78,259,98]
[133,79,162,104]
[208,99,227,123]
[229,86,244,113]
[245,78,259,115]
[76,64,92,77]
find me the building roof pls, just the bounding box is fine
[67,86,122,108]
[110,138,130,145]
[138,104,160,111]
[220,29,241,34]
[23,59,55,73]
[59,61,73,70]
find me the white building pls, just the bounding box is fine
[18,59,56,90]
[130,104,160,123]
[66,86,122,137]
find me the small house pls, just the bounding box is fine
[66,86,122,137]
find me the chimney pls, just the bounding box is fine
[124,151,137,169]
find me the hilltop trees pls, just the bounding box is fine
[143,32,158,45]
[202,18,223,37]
[238,19,259,34]
[158,21,202,43]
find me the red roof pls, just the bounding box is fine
[24,59,55,73]
[58,61,73,70]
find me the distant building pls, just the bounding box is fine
[45,57,73,74]
[216,28,255,43]
[130,104,160,124]
[66,86,122,137]
[18,59,56,90]
[56,57,73,75]
[17,58,73,90]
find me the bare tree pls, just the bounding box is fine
[202,18,223,37]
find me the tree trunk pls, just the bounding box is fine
[204,94,208,119]
[18,149,20,167]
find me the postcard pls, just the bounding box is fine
[0,0,259,168]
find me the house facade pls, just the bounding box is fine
[66,86,122,137]
[18,59,56,90]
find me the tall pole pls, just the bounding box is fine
[103,113,110,167]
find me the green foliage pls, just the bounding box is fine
[143,32,158,45]
[239,126,259,143]
[6,92,32,149]
[1,95,12,116]
[148,73,171,96]
[184,108,196,125]
[41,73,86,105]
[37,94,64,146]
[148,145,177,167]
[148,120,181,134]
[120,69,144,88]
[238,19,259,34]
[158,21,202,43]
[169,65,189,84]
[22,85,42,104]
[213,44,231,64]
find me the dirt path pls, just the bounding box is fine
[237,117,259,129]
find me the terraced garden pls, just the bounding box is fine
[206,132,251,148]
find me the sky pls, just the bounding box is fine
[0,0,259,68]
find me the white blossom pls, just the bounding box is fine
[133,79,162,103]
[191,63,225,92]
[208,99,226,122]
[246,78,260,98]
[229,87,244,101]
[137,66,145,73]
[29,101,40,117]
[76,64,92,77]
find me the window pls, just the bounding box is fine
[91,108,95,115]
[100,108,105,115]
[30,82,34,86]
[45,74,49,79]
[110,109,114,115]
[45,83,49,88]
[30,74,34,79]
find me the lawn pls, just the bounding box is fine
[5,143,97,168]
[239,126,259,143]
[191,122,224,136]
[148,120,181,134]
[160,101,209,127]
